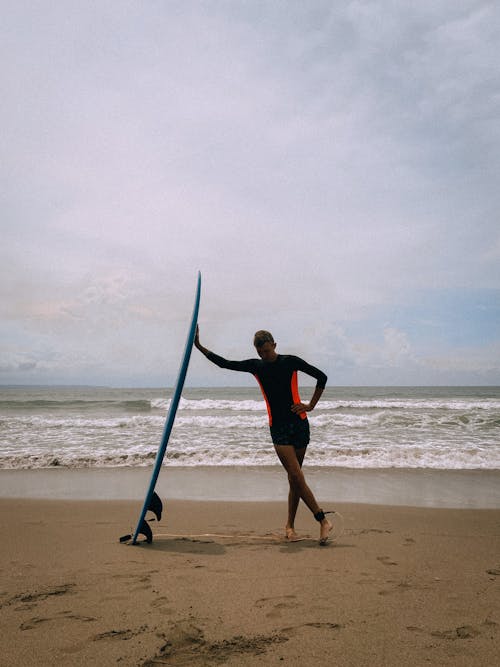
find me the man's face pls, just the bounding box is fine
[256,341,277,362]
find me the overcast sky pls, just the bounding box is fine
[2,1,499,387]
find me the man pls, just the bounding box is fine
[194,326,332,545]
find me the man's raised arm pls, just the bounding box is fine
[194,326,255,373]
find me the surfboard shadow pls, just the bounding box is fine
[143,538,226,556]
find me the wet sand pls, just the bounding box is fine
[1,498,499,666]
[1,466,500,507]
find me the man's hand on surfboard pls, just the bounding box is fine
[194,325,209,356]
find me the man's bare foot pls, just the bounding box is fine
[319,519,333,545]
[285,526,300,542]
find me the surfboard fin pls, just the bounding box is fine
[138,518,153,543]
[148,491,163,522]
[120,493,164,545]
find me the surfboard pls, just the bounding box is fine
[127,272,201,545]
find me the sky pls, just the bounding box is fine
[1,0,499,387]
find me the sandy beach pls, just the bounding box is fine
[1,497,499,666]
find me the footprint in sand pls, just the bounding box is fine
[280,622,342,638]
[254,595,299,620]
[407,625,483,640]
[431,625,481,640]
[378,580,413,596]
[142,620,287,666]
[356,528,392,535]
[266,602,298,619]
[7,584,75,611]
[150,596,170,608]
[111,573,153,592]
[93,625,148,641]
[20,616,49,631]
[377,555,398,566]
[255,594,297,608]
[20,610,96,631]
[150,597,175,616]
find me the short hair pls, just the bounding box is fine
[253,330,275,348]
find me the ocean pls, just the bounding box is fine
[1,385,499,471]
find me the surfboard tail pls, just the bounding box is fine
[136,491,164,543]
[119,491,163,544]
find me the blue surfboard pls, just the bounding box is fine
[129,272,201,544]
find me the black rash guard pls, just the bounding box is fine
[205,352,327,426]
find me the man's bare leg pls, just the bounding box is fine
[285,446,306,540]
[285,489,300,541]
[317,511,333,545]
[274,444,332,544]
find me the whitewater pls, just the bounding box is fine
[0,385,499,470]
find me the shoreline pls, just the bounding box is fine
[0,466,499,508]
[1,498,499,666]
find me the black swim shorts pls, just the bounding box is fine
[270,419,310,448]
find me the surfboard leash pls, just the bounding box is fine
[119,511,345,544]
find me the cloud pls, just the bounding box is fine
[1,1,499,385]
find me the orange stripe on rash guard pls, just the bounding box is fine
[253,374,273,426]
[291,370,307,420]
